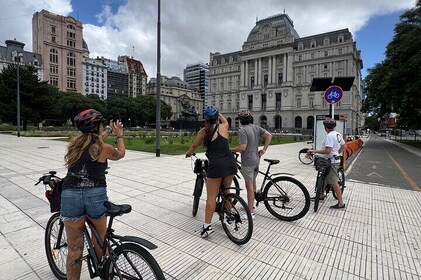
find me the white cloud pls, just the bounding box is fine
[0,0,416,78]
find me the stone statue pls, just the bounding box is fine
[179,98,198,121]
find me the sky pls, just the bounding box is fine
[0,0,416,79]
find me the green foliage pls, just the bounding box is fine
[364,116,381,131]
[364,1,421,130]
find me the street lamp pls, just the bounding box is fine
[12,50,23,137]
[128,118,131,128]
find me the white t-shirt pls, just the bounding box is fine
[321,130,345,163]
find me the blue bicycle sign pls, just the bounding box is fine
[324,86,343,104]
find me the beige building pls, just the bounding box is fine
[118,55,148,98]
[147,76,203,121]
[208,13,363,135]
[32,9,85,93]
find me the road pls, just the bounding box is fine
[347,135,421,191]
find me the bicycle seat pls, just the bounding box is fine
[264,159,280,165]
[103,201,132,217]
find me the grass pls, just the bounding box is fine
[398,140,421,150]
[3,128,306,155]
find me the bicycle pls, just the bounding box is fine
[189,154,253,245]
[190,153,240,217]
[36,171,166,280]
[312,155,346,212]
[234,154,311,221]
[298,141,314,164]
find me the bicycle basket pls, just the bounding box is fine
[45,179,63,213]
[193,159,208,174]
[314,157,331,172]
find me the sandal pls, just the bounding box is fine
[330,203,345,209]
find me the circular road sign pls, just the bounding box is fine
[324,86,343,104]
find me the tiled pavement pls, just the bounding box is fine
[0,134,420,280]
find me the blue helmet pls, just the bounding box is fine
[204,106,219,121]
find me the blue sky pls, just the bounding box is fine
[0,0,415,79]
[355,11,402,77]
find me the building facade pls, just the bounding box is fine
[82,57,108,99]
[146,76,203,121]
[32,9,85,93]
[208,14,363,135]
[118,56,148,98]
[0,39,43,79]
[96,57,129,100]
[183,62,209,112]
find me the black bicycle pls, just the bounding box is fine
[190,155,253,245]
[313,156,346,212]
[36,171,165,280]
[235,154,310,221]
[191,154,240,217]
[298,141,314,165]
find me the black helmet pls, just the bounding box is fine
[204,106,219,121]
[323,118,336,129]
[74,109,104,133]
[238,110,253,124]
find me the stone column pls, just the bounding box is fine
[272,55,276,83]
[268,56,272,84]
[259,57,262,86]
[283,54,287,82]
[287,53,293,82]
[245,60,249,87]
[240,61,245,87]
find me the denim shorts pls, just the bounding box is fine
[61,187,108,221]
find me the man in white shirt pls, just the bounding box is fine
[308,118,346,209]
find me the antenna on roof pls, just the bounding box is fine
[256,16,258,22]
[283,8,286,14]
[132,46,135,58]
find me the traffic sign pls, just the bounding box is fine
[324,86,343,104]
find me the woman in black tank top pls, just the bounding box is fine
[186,107,237,238]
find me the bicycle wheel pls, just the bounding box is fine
[332,168,345,200]
[263,176,310,221]
[192,177,204,217]
[105,243,165,280]
[45,212,67,280]
[220,193,253,245]
[314,175,324,212]
[298,148,313,165]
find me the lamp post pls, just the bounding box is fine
[128,118,131,129]
[13,50,23,137]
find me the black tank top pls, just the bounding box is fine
[62,146,108,189]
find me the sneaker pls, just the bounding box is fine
[330,203,345,209]
[200,225,214,238]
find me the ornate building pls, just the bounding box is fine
[208,14,363,135]
[32,9,86,93]
[146,76,203,121]
[118,55,148,97]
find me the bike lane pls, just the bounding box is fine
[347,136,421,190]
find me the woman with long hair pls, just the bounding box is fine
[61,109,125,279]
[186,106,237,237]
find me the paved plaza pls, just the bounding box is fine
[0,134,420,279]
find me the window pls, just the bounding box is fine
[248,95,253,110]
[338,48,342,55]
[67,52,75,66]
[67,79,76,89]
[295,116,302,128]
[250,76,255,88]
[309,97,314,109]
[297,98,301,108]
[261,94,267,110]
[324,51,328,57]
[67,31,75,39]
[51,26,56,34]
[50,65,58,74]
[50,48,58,64]
[264,74,268,87]
[307,116,314,129]
[67,67,76,77]
[49,76,58,87]
[52,36,56,43]
[67,40,76,48]
[278,73,283,85]
[276,93,282,109]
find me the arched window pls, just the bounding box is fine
[67,52,75,66]
[307,116,314,129]
[274,115,282,130]
[50,48,58,64]
[260,115,267,127]
[295,116,302,128]
[227,117,232,128]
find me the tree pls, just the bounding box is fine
[0,64,60,127]
[363,1,421,130]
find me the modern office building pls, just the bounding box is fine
[146,76,203,121]
[0,39,43,80]
[118,55,148,98]
[183,62,209,111]
[95,57,129,100]
[32,9,85,93]
[208,13,363,135]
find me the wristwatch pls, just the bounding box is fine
[105,126,113,133]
